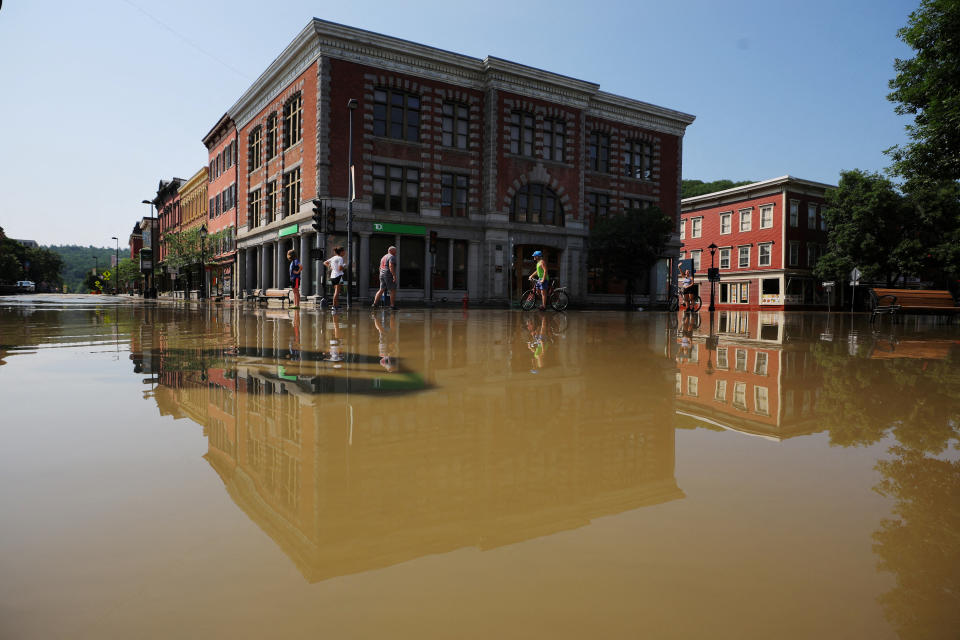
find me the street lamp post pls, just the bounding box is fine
[346,98,358,308]
[707,243,718,312]
[199,224,208,300]
[141,199,156,298]
[111,236,119,294]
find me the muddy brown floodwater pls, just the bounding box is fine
[1,296,958,639]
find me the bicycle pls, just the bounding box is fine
[667,284,702,312]
[520,278,569,311]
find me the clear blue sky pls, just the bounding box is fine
[0,0,918,247]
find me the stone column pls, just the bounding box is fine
[358,232,371,301]
[299,234,311,296]
[260,243,269,290]
[275,240,284,289]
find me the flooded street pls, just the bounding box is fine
[1,296,958,639]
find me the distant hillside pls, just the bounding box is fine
[681,179,753,199]
[45,245,119,293]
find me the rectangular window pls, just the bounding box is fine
[452,239,468,289]
[733,382,747,410]
[282,168,300,217]
[433,238,449,290]
[735,348,747,372]
[373,88,420,142]
[687,376,699,397]
[441,102,468,149]
[760,204,773,229]
[588,193,610,227]
[789,241,799,266]
[739,208,752,232]
[807,203,817,229]
[717,347,728,369]
[719,247,730,269]
[215,193,221,217]
[738,245,750,268]
[789,200,799,227]
[715,380,727,402]
[588,131,609,172]
[807,243,818,267]
[248,127,262,171]
[265,113,277,159]
[755,351,768,375]
[224,144,232,169]
[373,164,420,213]
[208,197,214,219]
[679,219,685,240]
[820,205,828,230]
[691,217,702,238]
[759,242,772,267]
[265,181,277,223]
[509,111,535,157]
[283,93,302,148]
[399,236,425,289]
[249,189,261,227]
[720,213,732,234]
[623,140,653,180]
[543,118,565,161]
[755,386,770,415]
[692,250,701,271]
[441,173,468,217]
[625,198,650,211]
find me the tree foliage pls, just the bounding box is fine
[680,179,753,199]
[0,226,64,288]
[887,0,960,184]
[588,206,673,308]
[45,244,120,292]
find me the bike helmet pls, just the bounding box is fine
[532,250,542,257]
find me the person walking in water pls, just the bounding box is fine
[287,249,302,309]
[372,246,398,310]
[528,250,549,311]
[323,245,346,309]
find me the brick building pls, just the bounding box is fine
[152,177,185,291]
[202,114,239,297]
[176,168,209,292]
[679,176,834,310]
[219,19,694,305]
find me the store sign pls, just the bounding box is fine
[278,224,299,238]
[760,294,782,305]
[372,222,426,236]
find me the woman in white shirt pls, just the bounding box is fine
[323,246,347,309]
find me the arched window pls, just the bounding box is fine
[511,184,564,226]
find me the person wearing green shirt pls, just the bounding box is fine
[528,250,549,311]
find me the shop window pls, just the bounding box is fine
[399,236,425,288]
[433,238,449,290]
[452,240,468,289]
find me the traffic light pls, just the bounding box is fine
[311,199,323,232]
[429,230,437,253]
[326,207,337,234]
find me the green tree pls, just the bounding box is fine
[115,257,143,293]
[680,179,753,199]
[815,170,917,286]
[903,179,960,288]
[588,206,673,309]
[887,0,960,184]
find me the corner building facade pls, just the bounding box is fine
[230,20,695,305]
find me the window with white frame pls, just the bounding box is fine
[715,380,727,402]
[789,200,799,227]
[716,347,728,369]
[738,245,750,268]
[736,348,747,372]
[675,373,682,395]
[789,241,799,266]
[755,386,770,415]
[808,203,817,229]
[760,204,773,229]
[679,219,685,239]
[755,351,768,375]
[692,250,701,271]
[720,212,732,234]
[758,242,772,267]
[691,217,702,238]
[733,382,747,410]
[687,376,698,397]
[739,208,752,232]
[719,247,730,269]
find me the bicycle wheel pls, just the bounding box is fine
[520,290,537,311]
[691,296,702,311]
[668,295,679,312]
[550,290,569,312]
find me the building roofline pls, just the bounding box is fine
[681,175,836,208]
[202,112,235,146]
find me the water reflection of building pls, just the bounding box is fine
[673,310,823,440]
[132,310,683,582]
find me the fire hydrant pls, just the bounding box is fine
[461,292,469,310]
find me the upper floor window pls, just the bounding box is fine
[265,181,277,224]
[738,245,750,268]
[283,93,302,148]
[692,250,702,271]
[441,173,468,217]
[265,113,278,159]
[249,188,262,227]
[720,212,732,234]
[543,118,565,162]
[441,102,468,149]
[760,205,773,229]
[248,126,262,171]
[679,219,685,240]
[623,140,653,180]
[739,208,752,232]
[587,192,610,227]
[373,88,420,142]
[373,164,419,213]
[625,198,651,211]
[509,111,535,157]
[691,217,702,238]
[511,183,563,226]
[282,167,300,217]
[224,143,232,169]
[759,242,772,266]
[820,205,828,230]
[807,203,817,229]
[789,241,799,266]
[588,132,610,172]
[719,247,731,269]
[789,200,799,227]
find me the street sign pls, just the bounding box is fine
[278,223,299,238]
[849,268,861,284]
[372,222,426,235]
[823,281,835,287]
[707,267,720,282]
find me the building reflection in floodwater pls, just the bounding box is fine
[129,307,683,582]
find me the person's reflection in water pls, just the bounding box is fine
[286,308,302,362]
[324,313,344,369]
[372,311,398,372]
[676,311,695,361]
[526,313,548,373]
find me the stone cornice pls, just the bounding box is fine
[681,175,836,211]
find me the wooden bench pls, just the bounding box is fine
[870,288,959,322]
[250,288,293,308]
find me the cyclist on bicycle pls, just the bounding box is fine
[529,250,549,311]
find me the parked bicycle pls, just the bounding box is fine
[667,284,702,312]
[520,278,569,311]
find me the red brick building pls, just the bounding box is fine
[680,176,834,310]
[221,19,695,305]
[202,114,239,296]
[152,177,185,290]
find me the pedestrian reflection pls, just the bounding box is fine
[372,311,398,372]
